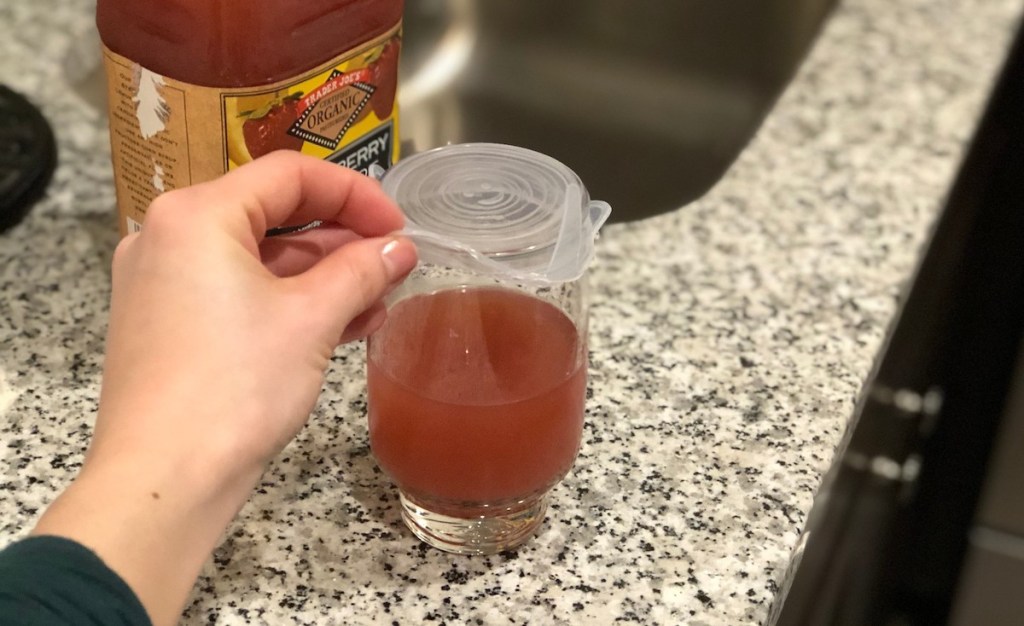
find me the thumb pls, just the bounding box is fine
[290,236,418,332]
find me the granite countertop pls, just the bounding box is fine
[1,0,1021,624]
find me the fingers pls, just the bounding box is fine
[110,232,140,274]
[338,302,387,344]
[157,152,405,245]
[289,236,417,334]
[260,224,362,278]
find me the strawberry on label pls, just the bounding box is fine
[371,39,400,120]
[242,95,304,160]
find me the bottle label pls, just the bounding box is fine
[102,23,402,235]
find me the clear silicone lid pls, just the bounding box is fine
[380,143,611,284]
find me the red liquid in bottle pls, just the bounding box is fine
[97,0,404,88]
[367,287,587,508]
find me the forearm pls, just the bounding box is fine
[32,451,261,626]
[21,153,414,625]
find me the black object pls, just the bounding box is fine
[777,20,1024,626]
[0,85,57,233]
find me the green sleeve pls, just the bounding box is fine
[0,536,151,626]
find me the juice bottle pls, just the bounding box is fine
[97,0,404,234]
[367,287,588,510]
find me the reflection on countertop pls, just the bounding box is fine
[0,0,1022,624]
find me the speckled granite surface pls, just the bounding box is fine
[1,0,1021,624]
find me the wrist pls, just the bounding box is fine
[83,433,267,508]
[33,448,264,626]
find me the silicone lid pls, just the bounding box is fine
[381,143,610,283]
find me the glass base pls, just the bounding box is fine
[399,491,549,555]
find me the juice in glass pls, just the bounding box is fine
[367,286,587,531]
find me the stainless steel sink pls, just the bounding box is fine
[398,0,836,222]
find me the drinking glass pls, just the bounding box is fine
[367,143,609,554]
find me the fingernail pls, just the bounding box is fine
[381,237,417,281]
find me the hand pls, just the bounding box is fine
[33,152,417,625]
